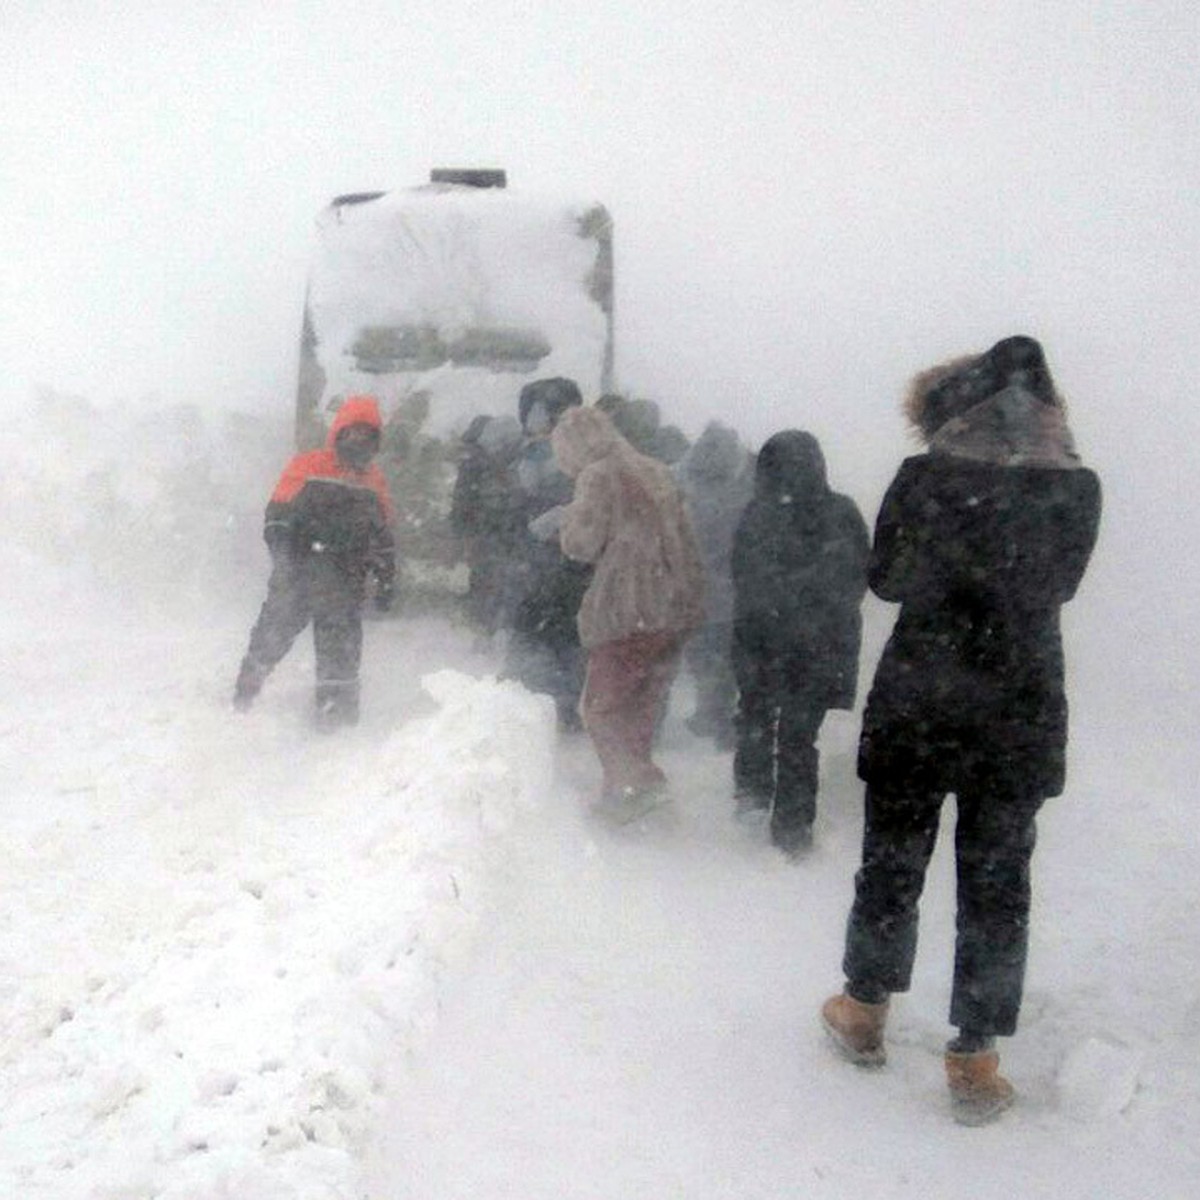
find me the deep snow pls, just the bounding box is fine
[2,398,1197,1199]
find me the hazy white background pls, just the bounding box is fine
[2,0,1197,763]
[1,5,1198,1194]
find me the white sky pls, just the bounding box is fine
[1,0,1198,722]
[1,1,1195,425]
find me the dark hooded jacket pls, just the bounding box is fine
[264,394,396,589]
[510,380,590,645]
[732,431,869,709]
[858,359,1102,796]
[678,421,754,626]
[449,415,525,544]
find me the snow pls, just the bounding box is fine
[2,398,1197,1198]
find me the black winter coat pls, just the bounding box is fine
[857,454,1102,796]
[732,431,870,710]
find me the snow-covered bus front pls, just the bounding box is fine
[295,168,614,448]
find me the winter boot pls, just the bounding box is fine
[595,781,670,826]
[821,992,889,1067]
[314,681,360,732]
[770,818,814,859]
[944,1049,1015,1126]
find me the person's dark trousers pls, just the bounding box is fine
[310,558,365,722]
[843,777,1045,1037]
[502,630,586,731]
[733,627,823,828]
[239,555,364,719]
[772,698,823,832]
[733,627,776,808]
[238,555,311,699]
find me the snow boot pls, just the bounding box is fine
[821,992,888,1067]
[944,1049,1015,1126]
[314,681,360,732]
[770,819,813,859]
[595,782,670,826]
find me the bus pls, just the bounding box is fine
[294,168,614,448]
[293,168,615,603]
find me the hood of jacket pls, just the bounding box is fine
[551,405,625,479]
[753,430,829,505]
[904,337,1063,444]
[327,394,383,447]
[682,420,745,484]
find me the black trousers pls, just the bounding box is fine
[241,555,365,712]
[733,639,826,830]
[843,778,1045,1037]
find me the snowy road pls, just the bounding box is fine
[3,588,1197,1198]
[365,687,1197,1200]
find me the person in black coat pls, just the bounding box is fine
[731,430,869,855]
[501,377,592,730]
[449,414,525,633]
[678,420,755,749]
[821,336,1102,1126]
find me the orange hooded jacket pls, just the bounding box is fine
[263,396,396,583]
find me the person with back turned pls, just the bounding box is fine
[820,336,1101,1125]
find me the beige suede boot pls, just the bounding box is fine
[820,992,889,1067]
[945,1049,1016,1125]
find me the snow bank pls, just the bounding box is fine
[1,393,558,1196]
[0,662,554,1200]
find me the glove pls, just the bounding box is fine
[374,581,395,613]
[528,505,566,542]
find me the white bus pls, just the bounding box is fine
[295,168,615,448]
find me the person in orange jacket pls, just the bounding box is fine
[233,395,397,728]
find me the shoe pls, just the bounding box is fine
[945,1049,1015,1126]
[821,992,889,1068]
[595,783,669,826]
[771,822,813,859]
[314,697,359,732]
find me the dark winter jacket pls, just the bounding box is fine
[264,395,396,591]
[449,416,524,544]
[858,381,1101,797]
[732,431,870,710]
[509,433,591,646]
[678,421,754,626]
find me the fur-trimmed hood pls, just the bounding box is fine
[551,405,626,478]
[903,338,1078,468]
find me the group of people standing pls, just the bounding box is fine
[231,334,1101,1126]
